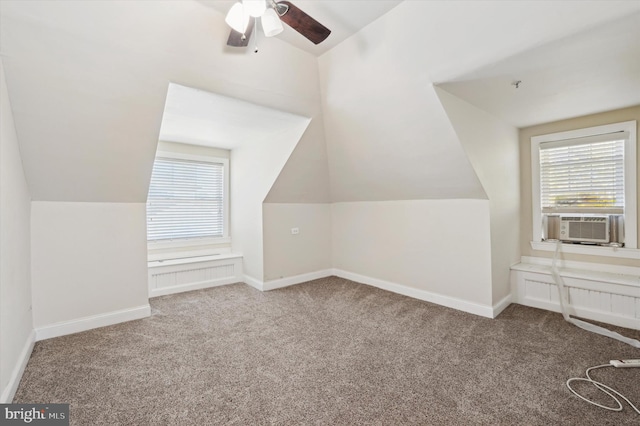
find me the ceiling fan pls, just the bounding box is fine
[225,0,331,49]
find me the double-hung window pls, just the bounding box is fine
[531,120,637,252]
[146,152,229,247]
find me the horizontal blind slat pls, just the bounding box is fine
[146,156,225,241]
[539,139,625,211]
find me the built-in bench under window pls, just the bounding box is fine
[148,253,243,298]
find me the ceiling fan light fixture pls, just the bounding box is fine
[243,0,267,18]
[225,2,250,33]
[262,8,284,37]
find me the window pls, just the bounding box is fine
[531,120,637,252]
[146,152,229,246]
[540,135,624,214]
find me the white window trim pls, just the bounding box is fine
[531,120,637,254]
[147,151,230,250]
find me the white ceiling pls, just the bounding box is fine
[201,0,404,56]
[1,0,640,203]
[0,0,322,202]
[204,0,640,127]
[437,12,640,128]
[159,83,308,149]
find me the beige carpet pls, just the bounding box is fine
[14,276,640,425]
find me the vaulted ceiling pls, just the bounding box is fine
[1,1,639,203]
[200,0,405,57]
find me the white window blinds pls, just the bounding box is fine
[147,157,225,241]
[539,132,627,214]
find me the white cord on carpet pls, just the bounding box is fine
[550,240,640,414]
[566,364,640,414]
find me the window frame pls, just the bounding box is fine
[146,151,230,250]
[531,120,637,253]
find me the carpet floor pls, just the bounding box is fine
[13,276,640,425]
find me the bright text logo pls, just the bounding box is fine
[0,404,68,425]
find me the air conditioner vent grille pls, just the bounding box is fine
[558,215,610,243]
[560,216,607,222]
[561,216,582,222]
[568,222,607,240]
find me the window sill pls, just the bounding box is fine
[148,237,231,250]
[530,241,640,259]
[148,252,242,268]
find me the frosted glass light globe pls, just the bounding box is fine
[225,2,250,33]
[262,8,283,37]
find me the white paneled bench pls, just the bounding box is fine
[148,253,243,298]
[510,257,640,330]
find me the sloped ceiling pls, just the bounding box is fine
[159,83,308,150]
[158,83,331,204]
[1,1,639,204]
[318,0,640,201]
[0,0,323,202]
[437,12,640,128]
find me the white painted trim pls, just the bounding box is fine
[155,150,224,164]
[243,270,334,292]
[147,247,232,262]
[333,269,494,318]
[511,262,640,329]
[624,121,637,248]
[243,274,264,291]
[262,269,334,291]
[515,295,639,330]
[148,253,242,268]
[148,255,242,297]
[531,133,543,242]
[519,256,640,277]
[0,329,35,403]
[147,237,231,252]
[530,120,637,249]
[530,241,640,259]
[245,269,508,319]
[513,268,639,296]
[35,305,151,341]
[492,294,513,318]
[149,277,241,298]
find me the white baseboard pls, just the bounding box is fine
[243,274,264,291]
[35,304,151,341]
[245,268,498,318]
[262,269,333,291]
[150,277,241,298]
[333,269,495,318]
[492,294,513,318]
[1,329,35,403]
[243,270,333,292]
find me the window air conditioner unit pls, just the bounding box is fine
[559,216,609,244]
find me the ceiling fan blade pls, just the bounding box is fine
[226,19,255,47]
[277,1,331,45]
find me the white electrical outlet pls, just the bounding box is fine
[291,227,299,235]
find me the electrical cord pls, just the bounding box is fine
[550,240,640,349]
[566,364,640,414]
[550,240,640,414]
